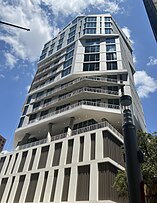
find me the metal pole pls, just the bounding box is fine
[120,95,145,203]
[0,21,30,31]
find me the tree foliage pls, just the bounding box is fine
[114,131,157,200]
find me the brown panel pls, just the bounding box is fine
[40,171,48,202]
[18,151,28,172]
[52,142,62,166]
[13,175,25,203]
[103,130,124,166]
[38,146,49,169]
[4,155,12,175]
[25,173,39,202]
[6,176,15,203]
[50,170,58,201]
[28,148,36,171]
[79,136,84,162]
[66,139,74,164]
[11,153,19,173]
[62,168,71,201]
[0,178,8,202]
[76,165,90,201]
[0,157,6,173]
[90,133,96,160]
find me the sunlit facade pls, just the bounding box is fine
[0,14,146,203]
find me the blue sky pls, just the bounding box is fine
[0,0,157,150]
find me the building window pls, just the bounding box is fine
[66,139,74,164]
[61,168,71,201]
[28,149,37,171]
[38,146,49,169]
[104,17,111,21]
[18,151,28,172]
[83,62,99,71]
[50,170,58,201]
[6,176,15,202]
[76,165,90,201]
[40,171,49,202]
[18,117,24,128]
[86,38,100,45]
[79,136,84,162]
[67,36,75,44]
[11,153,18,173]
[68,30,76,38]
[106,38,115,44]
[85,45,100,53]
[25,173,39,202]
[107,62,118,70]
[84,28,96,34]
[106,44,116,52]
[105,28,112,34]
[85,17,97,22]
[13,175,25,203]
[84,54,99,61]
[57,44,62,50]
[40,110,49,117]
[0,157,6,173]
[65,50,74,60]
[91,133,96,160]
[108,99,119,106]
[106,53,117,60]
[52,142,62,166]
[105,22,111,27]
[85,22,97,28]
[61,67,71,77]
[67,43,75,52]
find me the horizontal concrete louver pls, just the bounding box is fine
[25,173,39,202]
[38,145,49,169]
[18,151,28,172]
[13,175,25,203]
[0,178,8,202]
[52,142,62,166]
[76,165,90,201]
[28,148,37,171]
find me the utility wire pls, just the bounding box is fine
[0,21,30,31]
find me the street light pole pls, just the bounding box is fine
[120,95,145,203]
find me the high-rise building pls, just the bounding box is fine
[0,135,6,152]
[0,14,146,203]
[143,0,157,41]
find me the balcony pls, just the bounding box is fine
[18,121,123,150]
[29,100,120,124]
[32,87,119,113]
[34,76,122,102]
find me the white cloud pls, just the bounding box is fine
[0,0,125,69]
[147,56,157,66]
[4,53,17,69]
[0,74,5,78]
[13,75,20,81]
[122,26,134,44]
[134,71,157,98]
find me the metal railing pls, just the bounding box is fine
[33,87,119,112]
[17,121,123,151]
[29,100,120,124]
[34,76,121,102]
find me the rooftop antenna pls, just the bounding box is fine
[0,21,30,31]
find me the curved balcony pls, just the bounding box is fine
[18,121,123,150]
[29,100,120,124]
[34,76,122,102]
[32,87,119,113]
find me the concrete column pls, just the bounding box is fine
[47,123,53,142]
[67,117,75,137]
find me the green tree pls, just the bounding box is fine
[113,131,157,201]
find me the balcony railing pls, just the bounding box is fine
[34,76,122,102]
[29,100,120,124]
[32,87,119,112]
[17,121,123,150]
